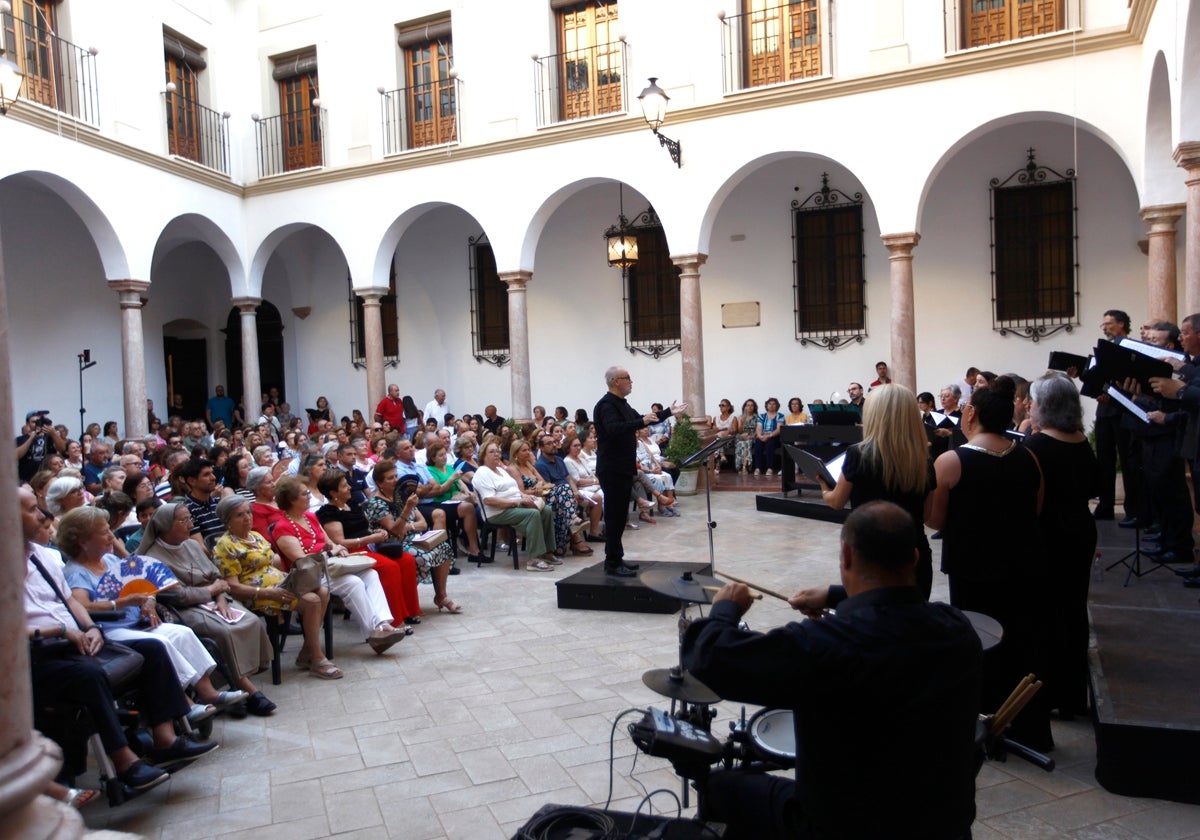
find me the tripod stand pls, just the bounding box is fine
[678,436,733,577]
[1106,522,1170,586]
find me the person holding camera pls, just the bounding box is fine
[17,410,66,483]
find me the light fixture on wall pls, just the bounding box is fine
[604,183,639,270]
[637,78,681,168]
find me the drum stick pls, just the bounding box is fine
[702,585,762,601]
[710,570,791,602]
[994,674,1034,725]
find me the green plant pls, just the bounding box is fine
[664,413,703,465]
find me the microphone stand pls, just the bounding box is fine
[77,350,97,438]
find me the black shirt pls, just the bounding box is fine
[683,588,981,840]
[593,392,668,476]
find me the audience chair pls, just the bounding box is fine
[475,503,519,569]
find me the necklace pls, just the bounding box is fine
[960,440,1016,458]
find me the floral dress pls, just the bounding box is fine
[213,530,294,614]
[735,414,759,472]
[362,494,453,584]
[531,463,579,550]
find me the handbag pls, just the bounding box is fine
[28,636,144,688]
[326,551,377,577]
[412,529,448,551]
[279,551,328,596]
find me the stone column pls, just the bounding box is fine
[1174,142,1200,316]
[0,223,85,838]
[1141,204,1184,323]
[881,232,920,393]
[673,254,708,419]
[500,271,532,420]
[233,297,262,419]
[358,287,389,412]
[107,280,151,440]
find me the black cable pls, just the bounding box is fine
[512,805,619,840]
[630,787,682,835]
[605,707,646,811]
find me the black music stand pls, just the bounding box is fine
[1105,523,1169,586]
[679,436,733,577]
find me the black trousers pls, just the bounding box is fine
[700,770,800,840]
[31,638,189,756]
[598,468,633,567]
[1141,438,1193,552]
[1095,412,1139,516]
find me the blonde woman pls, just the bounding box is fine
[817,384,936,599]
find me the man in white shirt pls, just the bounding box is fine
[424,390,449,429]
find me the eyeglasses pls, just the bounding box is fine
[614,375,631,381]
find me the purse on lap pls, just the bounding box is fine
[326,551,377,577]
[279,551,328,596]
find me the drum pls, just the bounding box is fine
[747,708,796,765]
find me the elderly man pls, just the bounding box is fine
[21,488,217,793]
[81,443,111,496]
[423,389,449,429]
[375,384,406,430]
[394,438,484,561]
[593,366,684,577]
[1093,309,1139,521]
[683,502,981,840]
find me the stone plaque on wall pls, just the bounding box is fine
[721,301,760,328]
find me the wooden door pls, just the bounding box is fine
[558,1,621,121]
[279,73,321,171]
[744,0,820,88]
[165,55,200,162]
[4,0,57,109]
[406,38,455,148]
[966,0,1062,47]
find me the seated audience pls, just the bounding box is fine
[473,441,558,572]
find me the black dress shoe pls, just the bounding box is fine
[1173,564,1200,578]
[1118,516,1144,528]
[621,560,640,570]
[1184,579,1200,589]
[1143,549,1182,564]
[584,533,605,543]
[244,691,276,716]
[604,564,638,578]
[117,759,169,791]
[1143,527,1163,538]
[147,737,219,765]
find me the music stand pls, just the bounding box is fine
[1105,524,1169,586]
[680,436,732,577]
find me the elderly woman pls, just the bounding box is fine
[316,470,421,624]
[298,453,331,511]
[1024,373,1100,718]
[364,461,461,610]
[212,494,337,677]
[270,476,408,661]
[137,503,277,715]
[636,427,678,518]
[564,432,605,542]
[58,507,245,721]
[474,440,558,572]
[46,475,87,517]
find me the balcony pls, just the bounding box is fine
[379,77,461,156]
[253,107,325,178]
[720,1,829,94]
[533,40,628,128]
[1,10,99,125]
[164,93,230,176]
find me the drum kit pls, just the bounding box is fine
[630,568,1050,812]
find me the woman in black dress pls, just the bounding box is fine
[819,384,936,599]
[928,376,1051,750]
[1024,372,1100,717]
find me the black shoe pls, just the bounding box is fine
[244,691,276,716]
[1184,579,1200,589]
[1144,526,1163,538]
[1118,516,1143,528]
[584,533,605,543]
[471,553,494,564]
[621,560,640,570]
[449,565,461,575]
[605,564,638,578]
[930,531,942,540]
[147,737,219,765]
[117,759,169,791]
[1173,564,1200,578]
[1093,508,1115,521]
[1143,549,1181,564]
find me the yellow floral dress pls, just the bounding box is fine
[213,530,295,614]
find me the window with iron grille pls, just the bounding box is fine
[398,20,456,149]
[792,176,866,350]
[557,0,622,120]
[964,0,1064,48]
[989,149,1078,340]
[470,234,510,367]
[721,0,828,93]
[623,209,681,358]
[348,264,400,368]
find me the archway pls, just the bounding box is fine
[162,318,208,420]
[224,300,285,418]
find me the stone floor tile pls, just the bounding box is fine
[324,785,385,833]
[217,770,271,813]
[457,746,518,784]
[380,794,444,840]
[216,814,330,840]
[984,810,1075,839]
[975,779,1057,819]
[1069,823,1148,840]
[1026,789,1156,831]
[437,804,507,839]
[408,740,466,777]
[269,777,325,822]
[1114,802,1200,839]
[358,731,411,768]
[428,776,533,815]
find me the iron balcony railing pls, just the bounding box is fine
[720,1,826,94]
[253,107,326,178]
[380,76,461,156]
[164,93,230,175]
[1,11,99,125]
[533,40,628,128]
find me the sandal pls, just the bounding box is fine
[65,787,100,809]
[294,650,313,670]
[526,560,554,572]
[544,555,564,565]
[434,597,464,613]
[186,703,217,725]
[639,511,657,524]
[571,543,593,556]
[404,615,422,625]
[310,659,343,680]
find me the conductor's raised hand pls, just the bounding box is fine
[710,582,755,614]
[789,586,829,619]
[670,401,689,417]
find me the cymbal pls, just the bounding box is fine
[962,610,1003,651]
[642,667,720,704]
[639,569,723,604]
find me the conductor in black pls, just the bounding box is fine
[593,366,685,577]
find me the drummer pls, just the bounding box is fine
[681,501,982,840]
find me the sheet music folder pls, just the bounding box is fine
[786,443,846,488]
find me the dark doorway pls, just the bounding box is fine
[224,299,286,416]
[162,337,208,420]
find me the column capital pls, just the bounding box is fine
[106,279,150,305]
[1174,141,1200,173]
[354,286,390,302]
[231,296,262,313]
[671,253,709,272]
[881,232,920,256]
[498,270,532,291]
[1141,203,1186,229]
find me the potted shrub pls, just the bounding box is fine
[664,413,704,495]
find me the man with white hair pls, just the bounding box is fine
[424,389,449,429]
